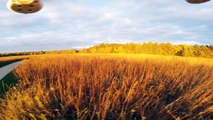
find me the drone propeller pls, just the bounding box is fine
[186,0,210,4]
[7,0,43,14]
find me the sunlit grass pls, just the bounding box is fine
[0,56,29,62]
[0,54,212,120]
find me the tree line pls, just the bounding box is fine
[0,50,77,57]
[80,42,213,58]
[1,43,212,58]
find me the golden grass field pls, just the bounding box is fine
[0,56,29,62]
[0,54,212,120]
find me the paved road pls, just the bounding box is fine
[0,61,22,80]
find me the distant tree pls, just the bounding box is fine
[79,43,213,58]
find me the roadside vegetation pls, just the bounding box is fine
[0,58,25,68]
[0,56,29,95]
[0,54,212,120]
[0,72,18,95]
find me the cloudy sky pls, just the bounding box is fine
[0,0,212,52]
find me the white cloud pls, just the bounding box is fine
[0,0,212,52]
[163,6,213,20]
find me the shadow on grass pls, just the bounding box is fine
[0,71,18,97]
[0,57,29,68]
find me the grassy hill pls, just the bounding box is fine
[80,43,213,58]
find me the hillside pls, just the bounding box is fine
[80,43,213,58]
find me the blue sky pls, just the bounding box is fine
[0,0,213,52]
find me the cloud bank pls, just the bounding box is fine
[0,0,212,52]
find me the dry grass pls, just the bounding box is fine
[0,54,212,120]
[0,56,29,62]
